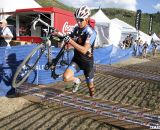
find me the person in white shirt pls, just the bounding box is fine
[0,19,13,47]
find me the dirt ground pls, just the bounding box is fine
[0,54,159,130]
[0,97,31,119]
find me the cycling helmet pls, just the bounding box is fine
[74,5,91,19]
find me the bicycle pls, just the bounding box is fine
[12,14,72,88]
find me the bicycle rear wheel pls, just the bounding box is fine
[12,44,45,88]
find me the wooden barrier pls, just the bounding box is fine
[16,83,160,130]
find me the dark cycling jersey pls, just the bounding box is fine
[70,25,97,62]
[68,25,97,82]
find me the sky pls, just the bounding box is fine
[59,0,160,14]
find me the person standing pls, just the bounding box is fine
[142,41,148,58]
[151,38,157,56]
[0,19,13,47]
[132,40,138,56]
[63,5,97,97]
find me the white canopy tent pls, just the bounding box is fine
[110,18,137,46]
[111,18,137,33]
[91,10,138,47]
[0,0,41,19]
[91,9,110,24]
[152,33,160,42]
[110,18,152,46]
[91,9,110,47]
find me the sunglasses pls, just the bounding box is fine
[76,18,85,23]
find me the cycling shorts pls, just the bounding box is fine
[68,58,94,83]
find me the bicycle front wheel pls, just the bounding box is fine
[52,49,73,79]
[12,44,45,88]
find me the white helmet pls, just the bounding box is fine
[74,5,91,19]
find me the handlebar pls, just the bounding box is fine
[32,14,65,38]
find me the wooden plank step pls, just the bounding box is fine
[16,83,160,130]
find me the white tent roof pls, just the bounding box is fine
[138,31,152,45]
[111,18,136,33]
[91,9,110,25]
[91,9,110,47]
[0,0,41,12]
[152,33,160,41]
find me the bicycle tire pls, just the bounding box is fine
[12,44,45,88]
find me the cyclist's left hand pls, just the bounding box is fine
[51,30,59,36]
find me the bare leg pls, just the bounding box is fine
[63,68,76,82]
[87,82,95,97]
[63,68,81,93]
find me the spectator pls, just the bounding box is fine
[142,41,148,58]
[123,34,133,49]
[19,24,31,36]
[124,36,130,48]
[19,25,27,36]
[132,40,138,56]
[128,36,133,48]
[0,19,13,47]
[151,38,157,56]
[137,37,141,46]
[137,40,143,56]
[119,41,125,49]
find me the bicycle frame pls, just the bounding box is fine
[32,14,69,79]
